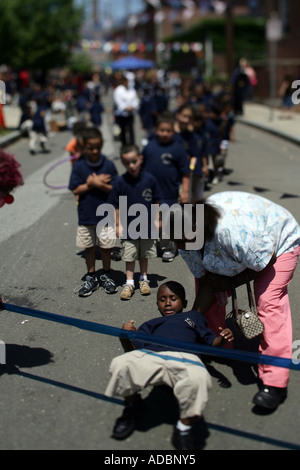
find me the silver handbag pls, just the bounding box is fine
[228,276,264,340]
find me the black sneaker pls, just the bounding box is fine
[41,142,51,154]
[100,274,118,294]
[76,275,99,297]
[162,250,176,262]
[112,397,143,440]
[112,404,136,440]
[172,426,195,450]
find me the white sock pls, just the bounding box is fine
[126,279,134,286]
[176,420,192,431]
[139,275,148,281]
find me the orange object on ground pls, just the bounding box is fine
[0,103,6,128]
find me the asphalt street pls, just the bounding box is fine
[0,106,300,451]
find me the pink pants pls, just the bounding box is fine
[196,245,300,387]
[254,245,300,387]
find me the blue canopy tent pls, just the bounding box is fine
[111,56,155,70]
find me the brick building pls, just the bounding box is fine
[106,1,300,100]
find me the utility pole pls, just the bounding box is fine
[225,1,234,79]
[92,0,99,27]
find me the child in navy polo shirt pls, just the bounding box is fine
[108,144,162,300]
[69,127,119,297]
[143,112,190,205]
[193,110,210,200]
[105,281,233,450]
[142,112,190,262]
[88,93,104,128]
[173,104,207,202]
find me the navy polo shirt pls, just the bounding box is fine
[68,155,118,226]
[175,130,204,176]
[205,118,221,155]
[133,310,216,355]
[108,169,162,239]
[142,136,190,200]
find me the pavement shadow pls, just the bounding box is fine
[0,344,53,376]
[135,385,210,450]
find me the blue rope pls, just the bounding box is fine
[1,301,300,371]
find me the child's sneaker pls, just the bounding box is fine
[120,284,135,300]
[162,250,176,262]
[100,274,118,294]
[76,275,99,297]
[139,280,151,295]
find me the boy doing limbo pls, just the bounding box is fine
[105,281,233,450]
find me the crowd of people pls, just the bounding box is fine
[64,69,238,299]
[1,66,300,451]
[62,68,300,449]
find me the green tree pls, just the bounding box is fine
[68,51,94,74]
[0,0,84,71]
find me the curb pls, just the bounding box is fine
[0,130,22,149]
[236,118,300,147]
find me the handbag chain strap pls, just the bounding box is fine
[231,271,256,318]
[231,281,238,319]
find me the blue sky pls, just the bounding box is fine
[81,0,145,23]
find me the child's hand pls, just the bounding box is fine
[219,327,234,342]
[86,173,97,188]
[179,189,189,203]
[122,320,137,332]
[115,223,124,239]
[96,174,111,185]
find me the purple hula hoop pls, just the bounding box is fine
[43,155,77,190]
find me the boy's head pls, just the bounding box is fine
[156,112,175,145]
[175,105,195,131]
[157,281,187,316]
[120,144,143,178]
[193,110,205,131]
[82,127,103,164]
[72,122,87,152]
[210,102,222,121]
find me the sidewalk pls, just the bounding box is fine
[0,104,21,148]
[237,102,300,146]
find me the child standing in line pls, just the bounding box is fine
[190,110,209,202]
[69,127,119,297]
[105,281,234,450]
[142,112,190,262]
[65,122,87,166]
[173,104,207,201]
[108,144,162,300]
[88,93,104,128]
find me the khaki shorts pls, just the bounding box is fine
[121,239,157,261]
[105,350,212,419]
[76,225,116,250]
